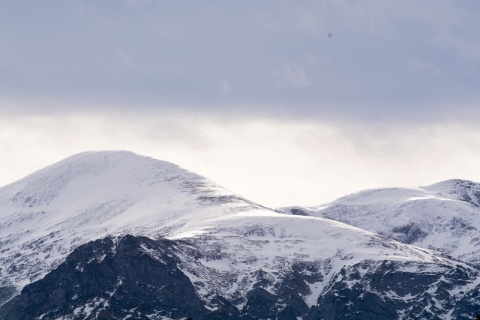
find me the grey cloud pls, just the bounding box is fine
[1,0,479,123]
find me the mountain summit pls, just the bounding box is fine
[290,179,480,266]
[0,151,260,301]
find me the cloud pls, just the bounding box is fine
[219,79,231,96]
[3,2,480,128]
[2,109,480,207]
[333,0,392,35]
[273,63,311,88]
[114,48,133,67]
[433,31,480,64]
[2,0,478,122]
[293,8,323,33]
[124,0,151,6]
[409,58,445,77]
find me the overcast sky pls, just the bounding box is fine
[1,0,480,207]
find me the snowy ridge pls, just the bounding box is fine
[421,179,480,207]
[295,179,480,266]
[171,211,466,309]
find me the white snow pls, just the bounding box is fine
[1,151,477,314]
[304,180,480,266]
[0,151,257,294]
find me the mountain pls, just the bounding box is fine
[2,152,480,319]
[288,180,480,267]
[0,151,263,304]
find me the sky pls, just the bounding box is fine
[1,0,480,207]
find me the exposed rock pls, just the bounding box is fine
[2,235,480,320]
[0,235,206,320]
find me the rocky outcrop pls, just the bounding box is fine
[2,235,480,320]
[0,235,206,320]
[315,260,476,319]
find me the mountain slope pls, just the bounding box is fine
[2,152,480,319]
[2,232,479,320]
[168,211,480,319]
[0,151,262,304]
[288,179,480,266]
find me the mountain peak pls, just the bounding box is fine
[306,178,480,266]
[421,179,480,206]
[1,150,193,209]
[25,150,180,181]
[421,178,478,192]
[0,151,263,297]
[51,150,172,168]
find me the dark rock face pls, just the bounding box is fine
[0,286,16,307]
[450,282,480,319]
[2,235,480,320]
[390,223,428,244]
[289,208,312,216]
[0,235,207,320]
[0,235,325,320]
[315,260,475,320]
[445,179,480,207]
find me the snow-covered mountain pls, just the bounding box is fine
[286,180,480,267]
[2,152,480,319]
[0,151,263,300]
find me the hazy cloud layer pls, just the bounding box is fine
[1,112,480,207]
[1,0,479,122]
